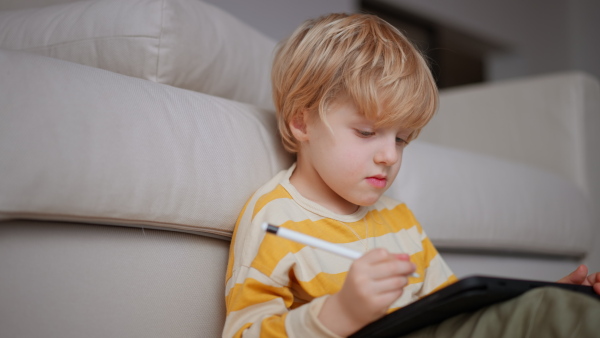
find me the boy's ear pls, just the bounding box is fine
[289,110,310,142]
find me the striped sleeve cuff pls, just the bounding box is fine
[286,295,344,338]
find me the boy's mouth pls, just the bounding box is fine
[366,176,387,188]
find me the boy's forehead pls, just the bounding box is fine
[336,105,414,134]
[329,94,408,123]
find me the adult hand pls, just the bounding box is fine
[557,264,600,295]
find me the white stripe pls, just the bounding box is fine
[421,253,455,295]
[390,282,424,308]
[225,265,285,297]
[389,254,454,309]
[253,197,328,225]
[272,247,354,282]
[378,194,407,210]
[368,225,424,255]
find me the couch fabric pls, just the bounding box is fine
[0,220,230,338]
[0,47,291,238]
[0,0,276,110]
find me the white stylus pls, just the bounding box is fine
[262,222,419,278]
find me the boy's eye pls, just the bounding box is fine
[356,130,375,137]
[396,137,407,145]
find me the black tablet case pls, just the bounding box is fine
[351,275,600,338]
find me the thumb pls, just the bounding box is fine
[557,264,588,284]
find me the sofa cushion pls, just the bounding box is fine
[390,141,593,257]
[0,0,276,110]
[0,48,292,238]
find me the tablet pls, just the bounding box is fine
[350,275,600,338]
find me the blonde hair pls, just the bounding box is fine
[272,13,438,153]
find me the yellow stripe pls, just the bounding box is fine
[367,203,421,235]
[250,232,304,276]
[409,237,436,280]
[226,278,293,314]
[259,313,288,338]
[227,197,255,281]
[282,218,366,243]
[278,203,417,245]
[294,271,347,301]
[227,185,293,282]
[253,185,293,218]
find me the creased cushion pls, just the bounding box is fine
[0,48,292,238]
[389,141,593,257]
[0,0,276,110]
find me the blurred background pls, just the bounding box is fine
[202,0,600,90]
[2,0,597,89]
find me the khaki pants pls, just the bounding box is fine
[404,287,600,338]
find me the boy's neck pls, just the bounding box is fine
[289,159,360,215]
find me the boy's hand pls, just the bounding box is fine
[318,248,416,336]
[557,264,600,295]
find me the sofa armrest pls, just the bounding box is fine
[421,72,600,201]
[392,72,599,261]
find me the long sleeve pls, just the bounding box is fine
[224,264,340,337]
[223,169,342,337]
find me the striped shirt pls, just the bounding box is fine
[224,164,456,337]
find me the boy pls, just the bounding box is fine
[223,13,600,338]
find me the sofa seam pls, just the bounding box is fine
[17,35,159,52]
[1,212,233,239]
[155,0,167,83]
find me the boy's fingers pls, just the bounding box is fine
[357,249,416,279]
[369,260,415,280]
[374,276,409,294]
[360,248,392,263]
[394,253,410,261]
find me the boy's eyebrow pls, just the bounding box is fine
[351,115,375,126]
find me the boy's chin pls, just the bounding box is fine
[352,195,382,207]
[340,189,387,209]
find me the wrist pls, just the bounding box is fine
[318,293,367,337]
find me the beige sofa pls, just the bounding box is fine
[1,1,598,337]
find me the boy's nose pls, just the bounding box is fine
[374,139,399,165]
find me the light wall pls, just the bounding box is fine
[205,0,600,84]
[202,0,356,42]
[374,0,600,83]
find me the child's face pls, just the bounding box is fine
[291,97,411,214]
